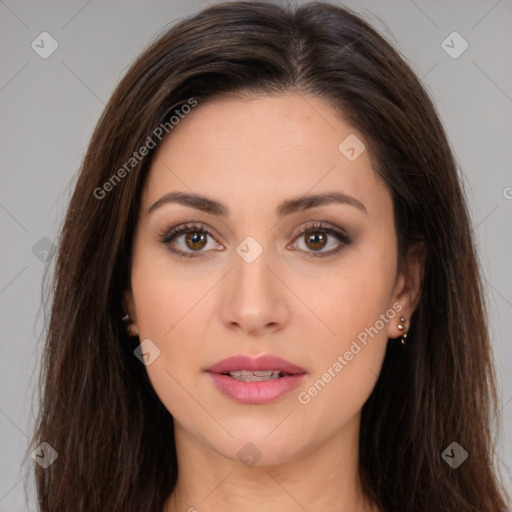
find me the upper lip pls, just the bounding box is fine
[206,354,306,375]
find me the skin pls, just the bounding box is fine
[123,93,424,512]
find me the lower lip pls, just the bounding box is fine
[207,372,307,404]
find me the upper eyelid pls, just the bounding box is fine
[161,221,217,241]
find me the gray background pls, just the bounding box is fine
[1,0,511,509]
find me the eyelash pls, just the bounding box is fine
[160,221,351,259]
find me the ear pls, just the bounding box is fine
[387,240,426,339]
[122,288,139,336]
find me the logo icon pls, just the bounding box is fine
[441,441,468,468]
[31,32,59,59]
[338,134,366,161]
[134,339,161,366]
[236,236,263,264]
[441,32,468,59]
[32,237,55,263]
[236,442,262,467]
[31,442,58,469]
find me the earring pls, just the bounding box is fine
[397,316,408,345]
[121,313,132,335]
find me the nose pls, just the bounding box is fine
[221,245,290,336]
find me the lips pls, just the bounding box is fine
[207,354,306,375]
[206,354,307,404]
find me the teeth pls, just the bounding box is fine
[227,369,282,382]
[254,370,275,377]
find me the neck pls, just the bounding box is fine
[163,413,379,512]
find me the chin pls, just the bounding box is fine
[204,428,309,469]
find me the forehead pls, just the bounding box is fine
[142,93,390,219]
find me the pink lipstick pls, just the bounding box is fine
[206,354,307,404]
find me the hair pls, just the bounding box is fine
[27,1,509,511]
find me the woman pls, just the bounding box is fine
[28,1,510,511]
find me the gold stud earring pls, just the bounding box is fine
[397,316,408,345]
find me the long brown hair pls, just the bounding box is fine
[27,1,510,510]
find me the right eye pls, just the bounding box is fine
[160,222,223,258]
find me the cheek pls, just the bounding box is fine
[293,240,397,410]
[130,239,205,339]
[129,244,215,394]
[306,243,397,348]
[130,262,207,421]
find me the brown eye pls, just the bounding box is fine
[304,232,328,251]
[292,222,351,258]
[161,223,221,258]
[184,231,208,251]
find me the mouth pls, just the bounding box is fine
[220,369,294,382]
[206,354,307,404]
[206,354,306,378]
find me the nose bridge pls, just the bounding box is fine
[232,234,275,301]
[222,233,288,333]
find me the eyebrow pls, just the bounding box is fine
[148,191,367,216]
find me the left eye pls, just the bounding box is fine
[160,222,350,258]
[291,224,350,257]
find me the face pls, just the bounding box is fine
[124,93,421,466]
